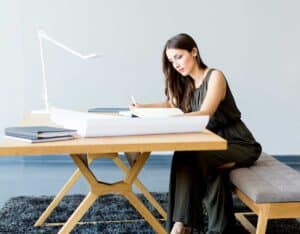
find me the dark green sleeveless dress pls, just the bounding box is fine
[166,69,262,233]
[191,69,260,147]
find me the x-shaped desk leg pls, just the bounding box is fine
[58,153,167,234]
[112,156,167,220]
[34,154,101,227]
[35,153,167,234]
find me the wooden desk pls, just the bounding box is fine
[0,114,227,233]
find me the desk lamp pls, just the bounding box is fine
[33,27,100,113]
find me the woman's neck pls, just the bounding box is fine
[189,66,208,88]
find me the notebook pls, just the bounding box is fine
[5,135,76,143]
[5,126,77,139]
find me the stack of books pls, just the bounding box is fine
[4,126,77,143]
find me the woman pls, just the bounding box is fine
[132,33,262,234]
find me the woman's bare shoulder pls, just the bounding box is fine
[210,68,225,78]
[209,68,226,84]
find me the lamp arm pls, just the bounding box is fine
[38,32,49,111]
[36,29,99,112]
[39,32,96,59]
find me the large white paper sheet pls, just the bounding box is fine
[50,108,209,137]
[129,107,183,118]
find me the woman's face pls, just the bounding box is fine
[166,48,197,76]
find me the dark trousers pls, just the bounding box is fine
[166,143,261,233]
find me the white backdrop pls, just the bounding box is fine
[1,0,299,154]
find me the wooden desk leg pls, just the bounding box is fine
[58,154,99,233]
[125,191,167,234]
[34,154,100,227]
[58,192,98,234]
[58,153,167,234]
[34,168,82,227]
[123,152,167,234]
[113,156,167,219]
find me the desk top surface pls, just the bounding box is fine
[0,113,227,156]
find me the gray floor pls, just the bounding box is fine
[1,154,300,209]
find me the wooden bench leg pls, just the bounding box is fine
[256,205,269,234]
[235,212,256,234]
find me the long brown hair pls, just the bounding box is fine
[162,33,207,112]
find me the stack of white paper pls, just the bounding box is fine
[50,108,209,137]
[120,107,184,118]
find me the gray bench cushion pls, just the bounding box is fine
[230,152,300,203]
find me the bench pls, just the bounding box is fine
[230,152,300,234]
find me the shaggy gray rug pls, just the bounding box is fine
[0,193,299,233]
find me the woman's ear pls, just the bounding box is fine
[192,48,198,57]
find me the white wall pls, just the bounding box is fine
[1,0,299,154]
[0,1,24,137]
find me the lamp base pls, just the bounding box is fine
[31,109,50,114]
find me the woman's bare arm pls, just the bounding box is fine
[184,70,226,117]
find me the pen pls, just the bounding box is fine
[131,96,137,106]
